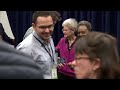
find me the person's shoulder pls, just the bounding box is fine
[23,26,33,39]
[0,41,43,79]
[0,41,16,52]
[0,41,31,58]
[28,26,33,30]
[56,37,66,45]
[60,37,66,41]
[18,34,34,47]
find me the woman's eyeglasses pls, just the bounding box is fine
[75,57,90,61]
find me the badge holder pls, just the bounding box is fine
[51,64,58,79]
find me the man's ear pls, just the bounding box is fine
[93,58,101,71]
[32,23,35,27]
[32,23,36,31]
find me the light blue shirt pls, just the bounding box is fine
[16,31,57,79]
[23,27,33,40]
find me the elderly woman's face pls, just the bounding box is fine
[62,26,75,38]
[74,53,100,79]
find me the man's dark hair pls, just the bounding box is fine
[51,11,61,24]
[32,11,61,24]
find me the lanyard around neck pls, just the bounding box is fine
[33,35,54,62]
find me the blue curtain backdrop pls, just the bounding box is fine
[7,11,120,53]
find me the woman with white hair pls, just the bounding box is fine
[56,18,78,79]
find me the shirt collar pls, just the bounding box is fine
[32,31,51,45]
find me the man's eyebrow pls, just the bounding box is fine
[39,24,54,28]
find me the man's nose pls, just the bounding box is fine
[44,28,50,32]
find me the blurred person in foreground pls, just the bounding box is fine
[0,41,43,79]
[72,31,120,79]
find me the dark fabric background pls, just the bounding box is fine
[7,11,120,53]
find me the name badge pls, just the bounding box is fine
[51,65,58,79]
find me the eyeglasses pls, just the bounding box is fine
[75,57,90,61]
[62,29,74,32]
[62,29,68,32]
[36,24,54,30]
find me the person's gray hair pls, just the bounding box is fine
[78,20,92,31]
[62,18,78,31]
